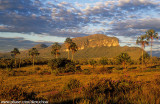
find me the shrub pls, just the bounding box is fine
[0,85,37,100]
[89,59,97,69]
[156,65,160,69]
[78,59,88,65]
[48,58,76,73]
[64,79,81,90]
[76,65,82,72]
[0,59,14,69]
[99,67,112,74]
[114,66,123,70]
[83,69,91,75]
[116,53,131,69]
[99,58,108,68]
[35,67,41,71]
[37,70,51,75]
[65,62,76,73]
[82,78,141,103]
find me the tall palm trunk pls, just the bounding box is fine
[56,50,57,59]
[68,49,70,59]
[72,52,74,60]
[19,56,21,68]
[32,56,35,68]
[150,38,153,65]
[14,55,16,68]
[142,46,144,70]
[122,61,126,69]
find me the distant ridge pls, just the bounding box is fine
[64,34,119,50]
[29,34,144,60]
[33,44,48,50]
[1,34,149,60]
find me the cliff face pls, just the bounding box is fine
[67,34,119,50]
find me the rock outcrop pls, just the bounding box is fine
[62,34,119,50]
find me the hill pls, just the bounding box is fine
[33,44,48,50]
[61,34,119,51]
[1,34,145,60]
[32,45,143,60]
[27,34,143,60]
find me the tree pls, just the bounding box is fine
[136,35,149,70]
[99,58,108,68]
[11,48,20,67]
[51,42,61,58]
[89,59,97,69]
[65,38,72,59]
[28,48,40,67]
[116,53,131,69]
[69,42,78,60]
[146,29,158,63]
[139,53,150,66]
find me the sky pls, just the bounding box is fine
[0,0,160,56]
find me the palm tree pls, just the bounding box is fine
[136,35,149,70]
[29,48,40,67]
[11,48,20,67]
[69,42,78,60]
[65,38,72,59]
[51,42,61,58]
[146,29,159,63]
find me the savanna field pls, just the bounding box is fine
[0,58,160,104]
[1,0,160,103]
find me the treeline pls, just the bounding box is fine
[0,58,48,69]
[0,29,159,70]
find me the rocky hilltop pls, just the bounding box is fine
[1,34,146,60]
[64,34,119,50]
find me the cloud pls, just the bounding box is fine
[118,0,158,11]
[0,37,52,52]
[0,0,90,37]
[0,0,159,37]
[107,18,160,36]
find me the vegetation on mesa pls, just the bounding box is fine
[0,29,160,103]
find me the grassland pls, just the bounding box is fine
[1,64,160,103]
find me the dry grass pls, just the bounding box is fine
[0,64,160,103]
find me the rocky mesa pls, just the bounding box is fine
[62,34,119,50]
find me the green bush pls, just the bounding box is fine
[64,79,81,90]
[65,62,76,73]
[89,59,97,69]
[48,58,76,73]
[156,65,160,69]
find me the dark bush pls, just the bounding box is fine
[35,67,41,71]
[48,58,76,73]
[99,67,112,74]
[0,85,37,100]
[76,65,82,72]
[82,78,141,103]
[65,62,76,73]
[0,59,14,69]
[83,69,91,75]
